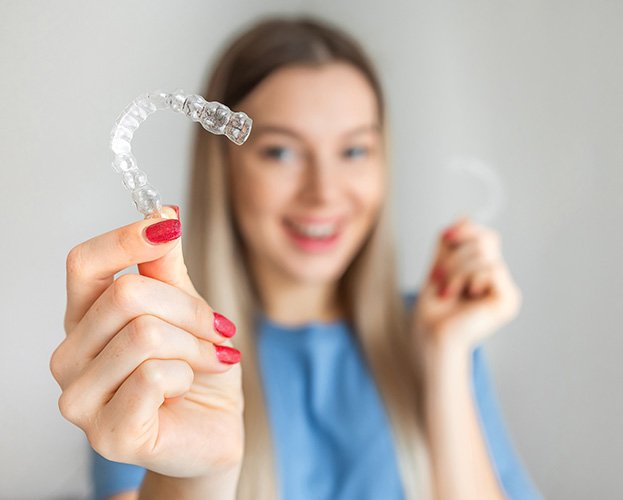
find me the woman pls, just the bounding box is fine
[51,17,541,500]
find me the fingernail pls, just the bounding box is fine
[429,265,445,283]
[215,345,241,364]
[213,312,236,338]
[144,219,182,244]
[443,226,459,242]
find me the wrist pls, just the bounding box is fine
[414,324,471,370]
[139,465,241,500]
[412,327,476,401]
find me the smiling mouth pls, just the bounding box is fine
[283,217,343,241]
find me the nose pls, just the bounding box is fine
[298,154,339,205]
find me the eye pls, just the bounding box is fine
[342,145,369,160]
[261,145,296,162]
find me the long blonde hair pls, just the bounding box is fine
[186,17,431,500]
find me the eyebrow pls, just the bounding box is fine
[250,123,381,141]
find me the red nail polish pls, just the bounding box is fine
[144,219,182,244]
[430,265,444,283]
[215,345,241,364]
[443,226,458,241]
[213,312,236,338]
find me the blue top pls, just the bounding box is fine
[90,295,541,499]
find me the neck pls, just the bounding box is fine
[252,265,344,326]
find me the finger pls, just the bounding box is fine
[426,237,475,289]
[56,314,238,393]
[441,215,470,240]
[65,211,183,332]
[431,224,500,287]
[426,216,475,282]
[138,205,201,299]
[68,273,236,359]
[441,237,500,277]
[467,267,495,298]
[442,218,501,255]
[440,258,490,298]
[440,215,477,247]
[90,359,194,461]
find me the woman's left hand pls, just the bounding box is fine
[412,216,523,353]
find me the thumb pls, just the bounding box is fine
[138,205,201,299]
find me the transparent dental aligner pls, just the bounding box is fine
[110,89,252,218]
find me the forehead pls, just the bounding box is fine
[239,62,380,140]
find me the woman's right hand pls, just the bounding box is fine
[50,207,244,481]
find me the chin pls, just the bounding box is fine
[280,249,356,286]
[290,266,344,286]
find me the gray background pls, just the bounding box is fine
[1,1,621,498]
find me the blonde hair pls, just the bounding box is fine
[186,17,431,500]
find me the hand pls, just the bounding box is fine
[412,216,523,353]
[50,206,243,480]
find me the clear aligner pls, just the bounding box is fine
[110,89,253,218]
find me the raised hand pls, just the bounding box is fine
[50,207,243,481]
[412,216,523,352]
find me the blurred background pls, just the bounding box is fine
[1,1,621,498]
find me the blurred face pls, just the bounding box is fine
[229,62,385,287]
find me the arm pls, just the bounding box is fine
[92,448,240,500]
[422,338,504,500]
[411,217,529,499]
[137,468,240,500]
[108,493,138,500]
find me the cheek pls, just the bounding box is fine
[231,163,294,235]
[350,167,385,221]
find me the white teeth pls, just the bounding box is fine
[288,221,337,238]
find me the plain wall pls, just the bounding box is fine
[1,1,621,498]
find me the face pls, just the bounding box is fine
[228,62,385,287]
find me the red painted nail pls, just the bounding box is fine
[443,226,459,242]
[215,345,241,364]
[144,219,181,244]
[213,312,236,338]
[430,265,445,283]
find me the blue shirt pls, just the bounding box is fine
[90,296,541,499]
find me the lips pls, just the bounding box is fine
[285,219,339,239]
[283,217,343,252]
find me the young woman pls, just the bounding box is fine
[51,17,541,500]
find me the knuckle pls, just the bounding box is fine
[58,387,84,426]
[66,244,85,276]
[180,361,195,386]
[49,343,66,385]
[136,359,167,389]
[111,274,143,312]
[126,316,163,354]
